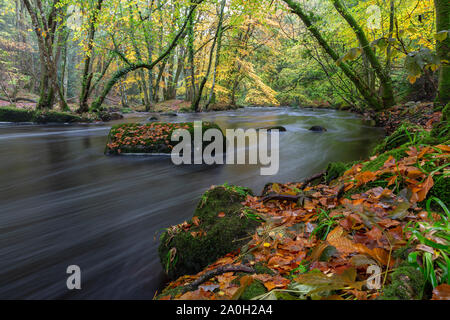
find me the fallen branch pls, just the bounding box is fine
[0,96,37,103]
[302,170,326,186]
[261,194,300,203]
[183,264,256,293]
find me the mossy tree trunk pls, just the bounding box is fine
[283,0,384,111]
[435,0,450,106]
[331,0,395,109]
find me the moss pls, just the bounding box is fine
[156,285,186,300]
[159,186,260,280]
[380,265,425,300]
[430,121,450,144]
[253,262,275,275]
[0,106,34,122]
[443,103,450,121]
[325,162,349,183]
[240,280,267,300]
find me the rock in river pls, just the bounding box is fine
[309,125,327,132]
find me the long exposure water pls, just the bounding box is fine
[0,107,384,299]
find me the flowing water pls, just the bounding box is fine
[0,107,384,299]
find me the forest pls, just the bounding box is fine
[0,0,449,302]
[0,0,448,115]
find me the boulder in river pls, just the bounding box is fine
[309,125,327,132]
[158,185,261,280]
[257,126,287,132]
[148,116,159,121]
[161,112,178,117]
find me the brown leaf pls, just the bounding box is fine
[432,284,450,300]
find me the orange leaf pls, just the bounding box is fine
[416,175,434,202]
[192,216,200,226]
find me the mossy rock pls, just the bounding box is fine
[105,122,223,155]
[0,106,34,122]
[325,162,349,183]
[158,185,260,280]
[380,265,425,300]
[33,110,82,123]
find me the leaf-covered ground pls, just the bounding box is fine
[156,105,449,301]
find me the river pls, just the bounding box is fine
[0,107,384,299]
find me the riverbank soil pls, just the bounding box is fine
[156,103,450,300]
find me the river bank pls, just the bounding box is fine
[155,102,449,300]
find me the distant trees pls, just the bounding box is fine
[22,0,68,110]
[3,0,445,111]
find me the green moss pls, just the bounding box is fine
[325,162,349,183]
[240,280,267,300]
[0,106,34,122]
[380,265,425,300]
[159,186,260,280]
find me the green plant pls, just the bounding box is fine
[406,197,450,289]
[311,209,344,240]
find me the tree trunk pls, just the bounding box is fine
[435,0,450,106]
[192,0,225,112]
[79,0,103,113]
[205,0,226,109]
